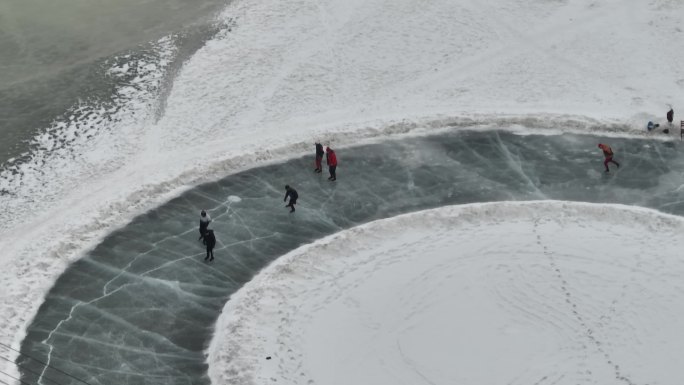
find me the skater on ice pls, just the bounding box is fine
[284,185,298,213]
[598,143,620,173]
[326,146,337,181]
[204,229,216,261]
[198,210,212,241]
[667,107,674,124]
[314,142,325,173]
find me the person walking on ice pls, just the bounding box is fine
[598,143,620,172]
[198,210,212,241]
[326,146,337,181]
[314,142,324,173]
[284,185,298,213]
[204,229,216,261]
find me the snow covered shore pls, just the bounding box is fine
[208,201,684,385]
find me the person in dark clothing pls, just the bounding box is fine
[598,143,620,172]
[326,147,337,181]
[284,185,298,213]
[667,108,674,124]
[314,142,325,173]
[204,229,216,261]
[198,210,212,241]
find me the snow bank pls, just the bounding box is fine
[208,201,684,385]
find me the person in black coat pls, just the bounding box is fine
[284,185,298,213]
[667,108,674,124]
[314,142,325,173]
[204,229,216,261]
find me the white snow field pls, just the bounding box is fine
[209,201,684,385]
[1,0,683,382]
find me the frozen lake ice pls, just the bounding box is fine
[19,130,684,385]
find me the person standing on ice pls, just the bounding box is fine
[667,108,674,124]
[326,146,337,181]
[314,142,325,173]
[204,229,216,261]
[598,143,620,172]
[198,210,212,241]
[284,185,298,213]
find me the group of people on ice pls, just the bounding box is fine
[196,128,666,261]
[283,143,338,213]
[196,142,340,260]
[314,142,337,181]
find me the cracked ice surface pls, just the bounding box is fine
[19,130,684,385]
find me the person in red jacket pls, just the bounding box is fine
[326,147,337,181]
[598,143,620,172]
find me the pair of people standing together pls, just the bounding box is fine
[315,143,337,181]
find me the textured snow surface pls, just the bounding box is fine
[210,201,684,385]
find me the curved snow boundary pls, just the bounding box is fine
[207,200,684,385]
[0,115,669,382]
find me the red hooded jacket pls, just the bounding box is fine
[326,148,338,166]
[598,144,613,157]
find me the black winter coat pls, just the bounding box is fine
[205,230,216,249]
[285,188,298,201]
